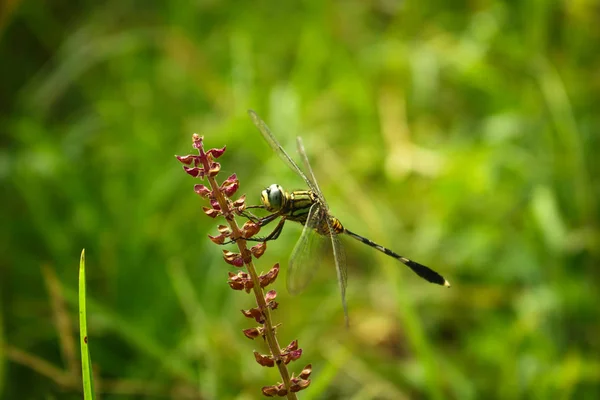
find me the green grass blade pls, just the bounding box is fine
[78,249,95,400]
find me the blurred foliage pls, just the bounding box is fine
[1,0,600,399]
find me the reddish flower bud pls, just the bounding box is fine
[208,162,221,177]
[259,263,280,287]
[208,198,221,210]
[253,351,275,367]
[243,279,255,292]
[241,221,260,238]
[202,206,220,218]
[228,279,244,290]
[183,166,205,179]
[176,154,200,166]
[283,339,298,352]
[290,378,310,392]
[281,348,303,365]
[232,194,246,208]
[243,326,264,340]
[241,307,265,323]
[240,308,253,318]
[250,242,267,258]
[225,173,237,181]
[265,290,279,310]
[192,134,204,150]
[299,364,312,379]
[208,146,226,159]
[228,271,252,290]
[269,301,279,310]
[220,181,239,197]
[261,385,279,397]
[217,225,231,235]
[287,349,303,363]
[208,233,226,244]
[277,385,288,396]
[222,249,237,260]
[221,173,238,184]
[222,250,244,267]
[193,184,212,197]
[265,290,277,303]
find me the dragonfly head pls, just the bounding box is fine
[261,184,285,212]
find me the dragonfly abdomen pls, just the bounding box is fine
[344,228,450,287]
[317,216,344,235]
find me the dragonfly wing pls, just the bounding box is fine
[296,136,325,205]
[287,204,327,295]
[326,218,348,326]
[248,110,314,189]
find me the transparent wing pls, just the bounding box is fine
[287,204,327,295]
[326,218,348,326]
[297,136,347,322]
[248,110,315,191]
[296,137,327,207]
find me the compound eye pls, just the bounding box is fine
[268,185,282,207]
[261,184,284,211]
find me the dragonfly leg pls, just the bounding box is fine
[244,217,287,243]
[261,217,286,241]
[256,212,281,227]
[239,210,261,223]
[236,207,279,227]
[220,213,284,244]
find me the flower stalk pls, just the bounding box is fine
[176,134,311,398]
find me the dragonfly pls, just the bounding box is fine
[247,110,450,323]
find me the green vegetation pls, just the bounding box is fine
[79,249,95,399]
[1,1,599,399]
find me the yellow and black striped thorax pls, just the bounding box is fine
[287,190,344,235]
[285,190,317,225]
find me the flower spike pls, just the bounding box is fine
[178,131,309,398]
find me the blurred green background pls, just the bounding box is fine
[1,1,599,399]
